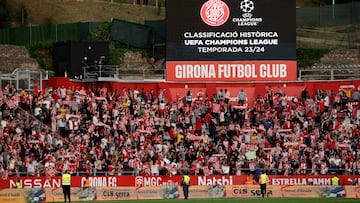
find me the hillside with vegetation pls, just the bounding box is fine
[5,0,354,26]
[0,0,166,72]
[6,0,165,26]
[0,0,358,74]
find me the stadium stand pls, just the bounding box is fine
[0,83,359,180]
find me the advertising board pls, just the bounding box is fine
[2,175,360,189]
[3,185,360,202]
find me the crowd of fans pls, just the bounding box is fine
[0,83,360,179]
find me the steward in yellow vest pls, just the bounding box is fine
[16,179,22,189]
[62,171,71,202]
[332,174,340,186]
[182,173,191,199]
[259,171,269,198]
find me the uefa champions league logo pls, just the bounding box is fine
[233,0,262,26]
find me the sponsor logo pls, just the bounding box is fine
[200,0,230,26]
[355,186,360,197]
[232,186,272,197]
[232,186,250,197]
[80,176,117,187]
[272,178,331,185]
[10,178,61,188]
[135,176,143,187]
[250,189,272,197]
[198,176,233,186]
[103,190,130,199]
[135,176,178,187]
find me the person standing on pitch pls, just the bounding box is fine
[16,178,22,189]
[331,173,340,186]
[62,170,71,202]
[83,174,90,190]
[259,170,269,198]
[182,172,190,199]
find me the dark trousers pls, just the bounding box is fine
[183,185,189,199]
[62,185,71,202]
[260,183,266,198]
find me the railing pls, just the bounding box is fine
[298,66,360,80]
[95,0,166,7]
[17,106,53,133]
[3,66,360,84]
[0,68,53,90]
[81,65,166,82]
[81,64,360,82]
[5,167,359,177]
[296,28,360,48]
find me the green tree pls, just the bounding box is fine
[0,0,12,27]
[89,22,111,41]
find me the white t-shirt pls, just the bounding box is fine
[92,116,98,124]
[43,100,51,109]
[27,162,36,174]
[324,96,330,107]
[34,107,42,116]
[60,88,66,98]
[1,120,8,128]
[151,164,159,175]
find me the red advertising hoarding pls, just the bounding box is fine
[2,185,360,202]
[2,175,360,189]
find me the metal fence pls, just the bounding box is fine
[296,28,360,49]
[0,22,102,45]
[297,2,360,27]
[298,65,360,81]
[7,167,360,177]
[96,0,166,7]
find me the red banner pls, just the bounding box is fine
[166,61,297,82]
[1,175,359,189]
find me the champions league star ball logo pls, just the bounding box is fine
[240,0,254,18]
[240,0,254,13]
[200,0,230,26]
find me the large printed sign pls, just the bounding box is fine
[227,185,358,198]
[166,0,296,82]
[44,186,179,201]
[230,185,282,197]
[2,175,360,189]
[45,187,86,202]
[166,61,297,81]
[0,188,30,203]
[3,185,360,202]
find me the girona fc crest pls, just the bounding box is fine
[200,0,230,26]
[135,176,143,187]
